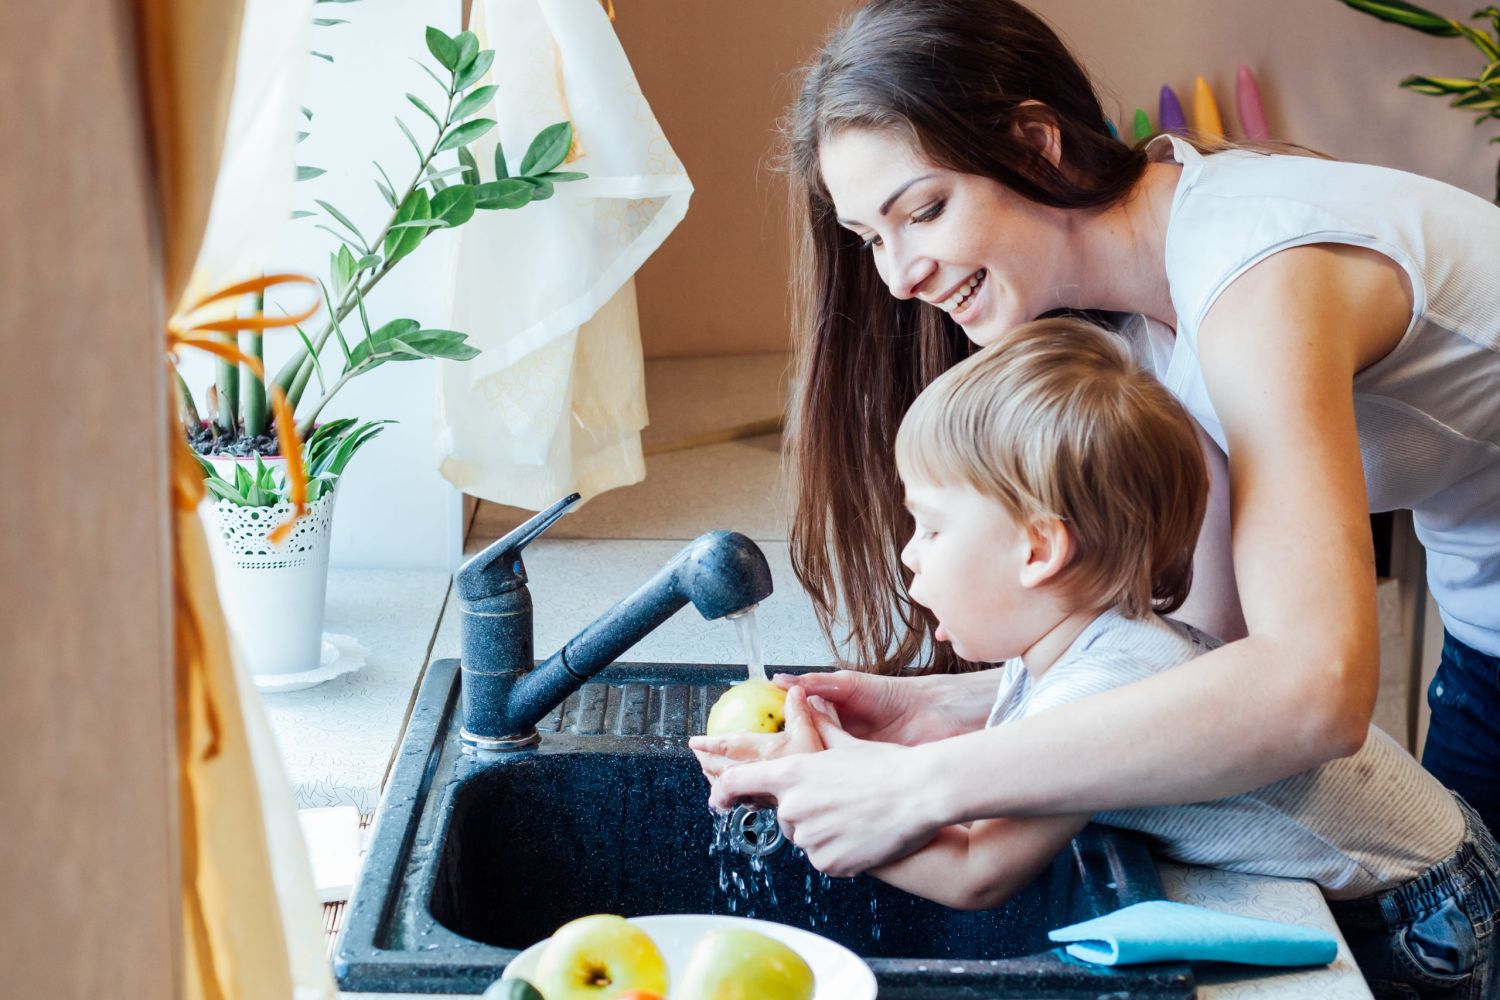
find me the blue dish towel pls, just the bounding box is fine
[1048,900,1339,967]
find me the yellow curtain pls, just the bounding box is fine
[136,0,330,997]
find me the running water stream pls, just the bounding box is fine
[708,608,883,941]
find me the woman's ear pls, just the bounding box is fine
[1018,515,1072,589]
[1010,101,1064,169]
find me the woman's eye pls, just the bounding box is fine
[860,233,883,251]
[913,199,946,224]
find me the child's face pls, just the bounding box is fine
[900,476,1053,663]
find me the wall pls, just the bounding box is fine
[618,0,1498,358]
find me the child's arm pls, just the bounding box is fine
[690,686,831,785]
[868,811,1092,911]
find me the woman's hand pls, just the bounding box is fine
[689,686,832,783]
[708,711,946,876]
[764,668,997,746]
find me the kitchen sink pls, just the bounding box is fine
[334,657,1195,998]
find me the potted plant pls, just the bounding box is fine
[178,21,585,678]
[1337,0,1500,202]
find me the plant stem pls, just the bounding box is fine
[295,368,359,437]
[214,330,239,434]
[278,79,460,411]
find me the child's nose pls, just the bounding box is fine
[900,537,919,572]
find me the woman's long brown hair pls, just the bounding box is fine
[784,0,1153,674]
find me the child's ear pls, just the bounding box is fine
[1018,516,1072,589]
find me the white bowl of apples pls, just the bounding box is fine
[492,912,876,1000]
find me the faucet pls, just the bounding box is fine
[454,493,774,751]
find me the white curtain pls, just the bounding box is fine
[437,0,693,510]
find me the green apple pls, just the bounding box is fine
[706,680,787,736]
[531,914,668,1000]
[675,928,815,1000]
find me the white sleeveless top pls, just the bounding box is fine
[986,608,1465,900]
[1147,134,1500,657]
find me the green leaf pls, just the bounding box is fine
[423,164,474,182]
[310,50,334,63]
[1335,0,1462,35]
[425,26,460,71]
[290,209,316,219]
[355,253,382,273]
[313,17,348,26]
[373,159,399,208]
[332,243,357,297]
[315,223,362,250]
[454,31,480,73]
[292,322,328,394]
[302,106,315,121]
[316,278,354,369]
[437,118,496,153]
[407,92,442,130]
[539,170,588,182]
[452,84,498,121]
[398,330,481,361]
[520,122,572,176]
[297,165,326,181]
[494,138,509,179]
[474,178,533,210]
[374,176,398,208]
[518,177,554,201]
[296,130,311,144]
[315,199,368,248]
[395,116,425,164]
[455,49,495,92]
[412,58,449,94]
[386,218,449,231]
[204,477,250,505]
[458,146,481,185]
[347,318,420,369]
[1402,74,1484,94]
[433,185,477,228]
[382,188,434,267]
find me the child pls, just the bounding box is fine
[693,317,1500,997]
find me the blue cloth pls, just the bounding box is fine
[1048,900,1338,967]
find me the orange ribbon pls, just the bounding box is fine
[168,273,320,543]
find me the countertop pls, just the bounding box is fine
[259,354,1372,999]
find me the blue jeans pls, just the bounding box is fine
[1422,632,1500,837]
[1329,797,1500,1000]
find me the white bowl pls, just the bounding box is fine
[496,913,876,1000]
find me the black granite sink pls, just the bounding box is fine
[334,658,1196,998]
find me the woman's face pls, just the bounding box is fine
[819,127,1072,345]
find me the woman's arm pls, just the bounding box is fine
[868,812,1090,911]
[714,245,1409,876]
[1172,421,1246,642]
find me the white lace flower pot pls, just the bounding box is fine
[205,490,338,676]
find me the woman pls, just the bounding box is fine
[702,0,1500,883]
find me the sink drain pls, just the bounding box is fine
[728,805,786,858]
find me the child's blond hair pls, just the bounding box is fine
[895,317,1208,618]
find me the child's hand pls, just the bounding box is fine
[690,687,835,785]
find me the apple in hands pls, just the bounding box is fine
[531,914,668,1000]
[675,928,815,1000]
[706,680,787,736]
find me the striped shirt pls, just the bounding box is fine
[985,608,1465,900]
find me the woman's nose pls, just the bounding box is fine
[886,244,936,301]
